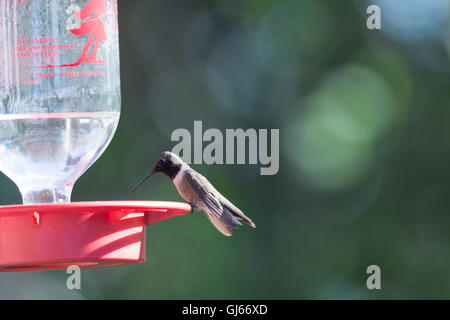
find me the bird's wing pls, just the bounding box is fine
[185,170,256,236]
[185,170,223,217]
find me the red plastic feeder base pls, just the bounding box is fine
[0,201,191,272]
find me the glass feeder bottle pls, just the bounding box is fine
[0,0,121,204]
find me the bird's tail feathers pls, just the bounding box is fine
[205,211,233,237]
[203,202,256,237]
[222,201,256,229]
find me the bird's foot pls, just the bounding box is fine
[188,202,196,214]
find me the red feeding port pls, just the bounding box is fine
[0,201,191,272]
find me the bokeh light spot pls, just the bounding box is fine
[286,65,394,191]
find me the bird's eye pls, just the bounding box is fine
[159,159,165,165]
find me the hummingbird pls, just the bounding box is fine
[131,151,256,236]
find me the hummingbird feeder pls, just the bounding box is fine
[0,0,190,272]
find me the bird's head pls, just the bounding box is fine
[152,151,184,175]
[131,151,183,192]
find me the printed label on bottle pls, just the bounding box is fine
[3,0,119,85]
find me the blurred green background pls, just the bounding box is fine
[1,0,450,299]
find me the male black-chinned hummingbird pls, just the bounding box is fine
[131,151,256,236]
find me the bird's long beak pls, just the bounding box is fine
[130,169,155,193]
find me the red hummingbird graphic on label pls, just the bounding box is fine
[37,0,107,68]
